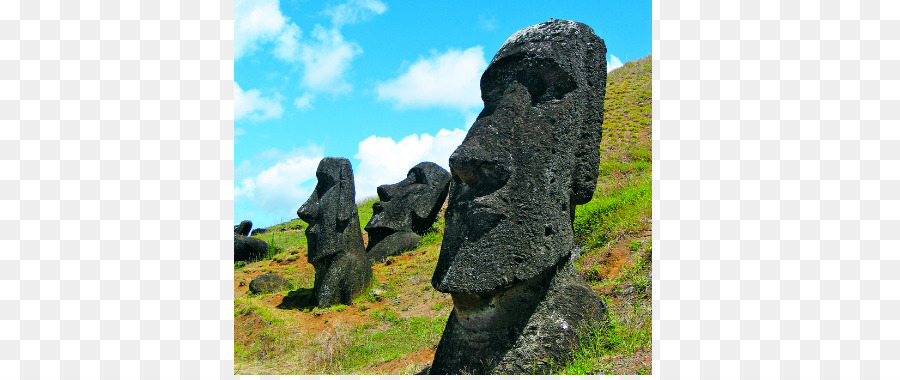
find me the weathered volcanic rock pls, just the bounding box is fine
[234,234,267,261]
[249,273,290,294]
[234,220,252,236]
[250,228,267,236]
[297,157,372,308]
[365,231,421,262]
[429,19,608,374]
[364,162,450,262]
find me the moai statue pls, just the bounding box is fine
[429,20,608,374]
[364,162,451,262]
[297,157,372,308]
[234,220,252,236]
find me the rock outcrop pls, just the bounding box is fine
[429,19,608,374]
[364,162,450,262]
[297,157,372,308]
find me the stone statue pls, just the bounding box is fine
[429,19,608,374]
[234,220,252,236]
[297,157,372,308]
[364,162,451,262]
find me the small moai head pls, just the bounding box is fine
[364,162,451,249]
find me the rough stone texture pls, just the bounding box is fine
[250,228,267,236]
[249,273,290,294]
[234,234,268,261]
[430,258,605,374]
[429,20,607,374]
[234,220,252,236]
[365,231,422,262]
[297,157,372,308]
[364,162,450,262]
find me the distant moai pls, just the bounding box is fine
[234,220,252,236]
[297,157,372,308]
[429,20,608,374]
[364,162,451,262]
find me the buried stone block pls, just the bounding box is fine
[429,19,608,375]
[297,157,372,308]
[364,162,450,262]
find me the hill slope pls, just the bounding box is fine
[233,54,653,375]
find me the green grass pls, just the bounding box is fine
[573,171,651,250]
[333,315,448,373]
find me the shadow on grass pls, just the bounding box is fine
[277,288,317,311]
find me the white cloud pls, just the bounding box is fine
[234,82,284,121]
[273,22,302,61]
[235,0,287,60]
[235,145,325,219]
[478,14,497,31]
[608,54,623,73]
[294,92,315,110]
[353,128,467,200]
[298,25,362,93]
[323,0,387,28]
[376,47,487,111]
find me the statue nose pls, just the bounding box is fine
[449,142,512,193]
[297,196,318,222]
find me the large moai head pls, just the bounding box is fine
[431,20,607,295]
[297,157,366,265]
[365,162,451,249]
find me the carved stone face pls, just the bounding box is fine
[431,20,606,295]
[297,157,365,264]
[365,162,450,248]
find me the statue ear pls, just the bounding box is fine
[336,163,357,223]
[572,126,603,205]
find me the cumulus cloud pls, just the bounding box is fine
[298,25,362,93]
[234,145,325,222]
[323,0,387,28]
[376,46,487,111]
[236,0,379,94]
[235,0,287,60]
[607,54,623,73]
[234,82,283,121]
[353,128,467,200]
[294,92,315,110]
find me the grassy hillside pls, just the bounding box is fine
[233,54,652,375]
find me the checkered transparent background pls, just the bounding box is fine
[0,0,897,379]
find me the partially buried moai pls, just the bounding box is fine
[364,162,451,262]
[297,157,372,308]
[429,20,608,374]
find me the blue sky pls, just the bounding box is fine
[234,0,652,228]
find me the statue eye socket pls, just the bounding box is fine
[480,54,577,115]
[316,172,335,195]
[409,168,427,184]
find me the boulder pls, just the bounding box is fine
[429,19,608,374]
[249,273,290,294]
[297,157,372,308]
[250,228,267,236]
[234,234,267,261]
